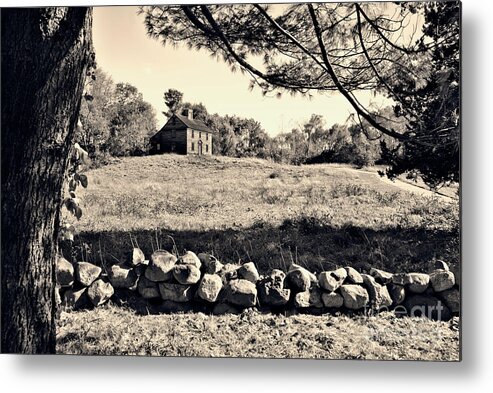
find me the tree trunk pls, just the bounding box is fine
[1,7,92,354]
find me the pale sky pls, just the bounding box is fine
[92,5,388,136]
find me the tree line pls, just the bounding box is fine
[80,78,403,169]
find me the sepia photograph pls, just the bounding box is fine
[1,1,460,361]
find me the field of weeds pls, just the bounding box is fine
[72,154,459,275]
[57,305,459,360]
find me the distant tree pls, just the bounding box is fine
[163,88,183,117]
[302,114,324,156]
[78,68,116,159]
[107,83,157,156]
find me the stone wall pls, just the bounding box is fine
[56,249,460,321]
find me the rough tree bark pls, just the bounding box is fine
[1,7,92,354]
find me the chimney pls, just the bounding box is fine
[183,108,193,120]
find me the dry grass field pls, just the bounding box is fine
[58,154,460,360]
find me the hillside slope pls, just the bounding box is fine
[73,154,459,274]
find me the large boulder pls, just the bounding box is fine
[108,264,138,289]
[137,276,160,299]
[370,268,393,284]
[321,292,344,308]
[173,264,201,285]
[237,262,260,283]
[318,268,347,292]
[87,279,114,307]
[393,273,430,294]
[404,295,452,321]
[286,269,311,292]
[345,267,363,284]
[429,270,455,292]
[387,283,406,306]
[56,256,74,287]
[129,247,145,266]
[437,288,460,313]
[177,251,201,269]
[63,288,88,309]
[339,285,369,310]
[145,250,177,282]
[361,274,392,310]
[225,279,257,308]
[75,262,102,287]
[294,286,323,309]
[198,253,224,275]
[158,283,193,303]
[197,274,223,303]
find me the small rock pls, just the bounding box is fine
[270,269,286,288]
[137,276,160,299]
[339,285,369,310]
[177,251,201,269]
[404,295,452,321]
[63,288,88,309]
[212,302,240,315]
[108,264,138,289]
[219,263,241,283]
[318,268,347,292]
[437,288,460,313]
[370,268,393,284]
[434,260,449,271]
[429,270,455,292]
[87,279,114,306]
[294,286,323,308]
[158,282,193,303]
[56,256,74,287]
[173,264,201,285]
[387,283,406,306]
[238,262,260,283]
[258,283,291,307]
[145,250,177,282]
[74,262,102,287]
[225,279,257,308]
[321,292,344,308]
[345,267,363,284]
[199,253,224,274]
[362,274,392,309]
[129,248,145,266]
[197,274,223,302]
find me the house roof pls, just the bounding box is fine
[150,113,216,141]
[174,113,215,134]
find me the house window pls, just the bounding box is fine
[206,144,209,153]
[199,131,202,139]
[192,130,194,138]
[171,130,176,138]
[191,142,195,151]
[206,132,209,141]
[157,143,161,151]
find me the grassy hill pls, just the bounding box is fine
[73,154,459,275]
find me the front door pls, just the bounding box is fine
[198,140,203,155]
